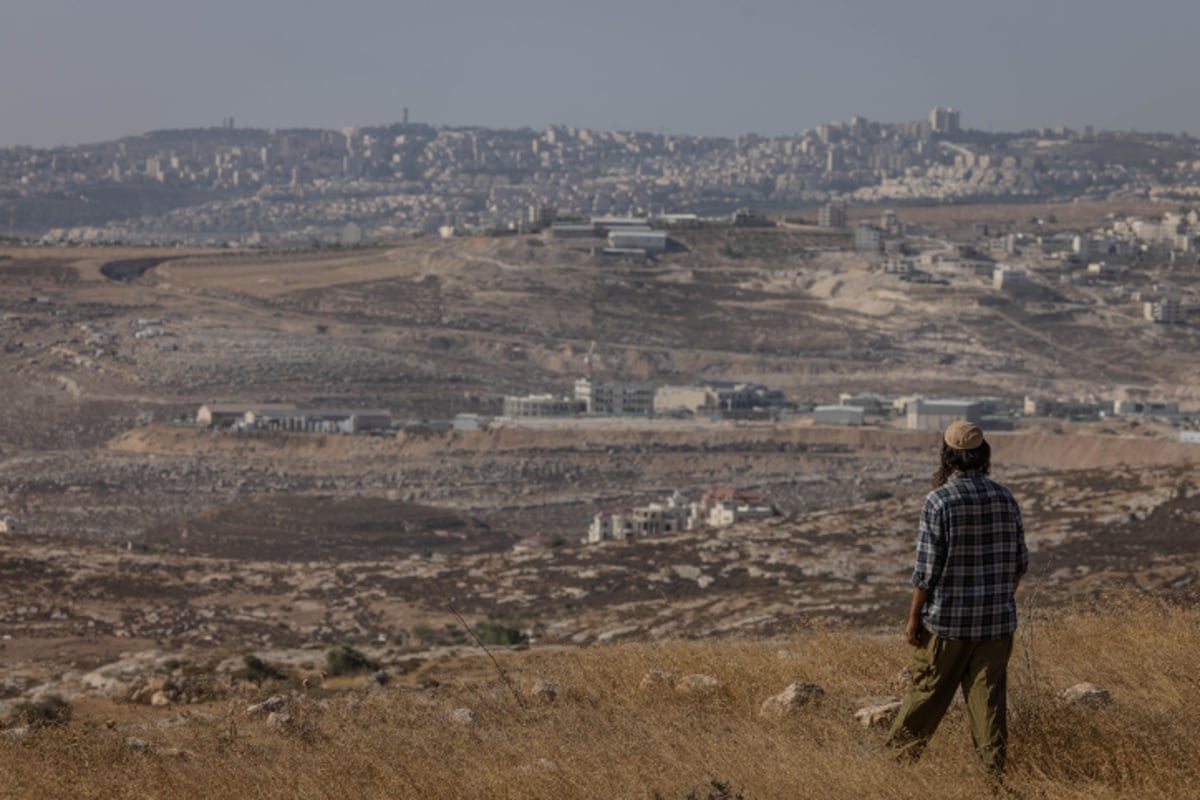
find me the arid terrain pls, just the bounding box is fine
[1,201,1199,765]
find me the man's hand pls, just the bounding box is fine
[905,617,923,647]
[905,587,929,647]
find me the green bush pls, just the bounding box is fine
[11,695,72,728]
[325,645,379,677]
[475,621,528,646]
[234,654,285,683]
[864,490,893,502]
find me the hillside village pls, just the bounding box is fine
[5,108,1200,246]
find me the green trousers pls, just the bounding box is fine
[885,630,1014,775]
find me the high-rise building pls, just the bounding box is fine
[929,107,961,135]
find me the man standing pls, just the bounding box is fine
[885,420,1028,778]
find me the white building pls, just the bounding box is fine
[908,399,984,431]
[607,229,668,254]
[813,405,865,426]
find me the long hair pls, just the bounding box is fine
[931,439,991,488]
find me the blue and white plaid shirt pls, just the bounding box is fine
[912,471,1028,640]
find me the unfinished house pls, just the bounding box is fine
[196,402,297,426]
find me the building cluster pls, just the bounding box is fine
[503,379,786,419]
[587,487,775,543]
[12,108,1200,247]
[196,403,392,434]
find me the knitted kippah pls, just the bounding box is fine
[943,420,984,450]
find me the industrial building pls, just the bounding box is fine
[813,405,865,426]
[241,408,392,434]
[654,382,785,416]
[502,394,583,417]
[907,399,984,431]
[607,229,668,254]
[575,379,655,415]
[196,402,297,427]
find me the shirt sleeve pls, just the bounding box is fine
[1014,500,1029,578]
[912,495,946,591]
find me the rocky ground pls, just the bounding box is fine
[2,213,1200,716]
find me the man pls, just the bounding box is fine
[885,420,1028,778]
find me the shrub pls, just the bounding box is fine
[475,621,528,647]
[11,695,72,728]
[325,645,379,677]
[234,654,285,683]
[863,490,893,502]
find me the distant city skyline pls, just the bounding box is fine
[3,0,1199,148]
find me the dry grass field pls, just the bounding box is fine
[1,597,1196,799]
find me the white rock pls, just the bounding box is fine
[450,708,478,725]
[126,736,148,752]
[149,691,171,707]
[1059,682,1112,709]
[675,674,720,695]
[245,695,287,715]
[760,682,825,718]
[266,710,292,729]
[854,700,902,728]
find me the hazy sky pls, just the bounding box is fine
[3,0,1198,147]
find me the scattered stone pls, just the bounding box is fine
[675,674,720,695]
[854,699,902,728]
[528,680,557,704]
[125,736,148,752]
[639,670,675,692]
[266,710,292,729]
[760,682,825,718]
[1059,682,1112,709]
[450,707,478,726]
[245,695,287,715]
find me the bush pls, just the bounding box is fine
[863,490,893,502]
[325,645,379,677]
[234,654,285,683]
[475,621,528,647]
[11,695,72,728]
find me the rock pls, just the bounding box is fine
[246,695,287,715]
[528,680,557,704]
[638,670,675,692]
[149,691,171,707]
[760,682,825,718]
[266,711,292,729]
[126,736,148,752]
[675,674,720,695]
[1059,682,1112,709]
[450,708,478,726]
[854,699,902,728]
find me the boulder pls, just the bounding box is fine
[246,695,287,716]
[450,708,478,726]
[638,670,675,692]
[760,682,825,718]
[528,680,557,704]
[854,699,902,728]
[149,691,171,707]
[675,674,720,696]
[1059,682,1112,709]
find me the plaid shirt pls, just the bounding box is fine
[912,471,1028,640]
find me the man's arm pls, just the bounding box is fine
[905,587,928,647]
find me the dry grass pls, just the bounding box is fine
[2,597,1198,799]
